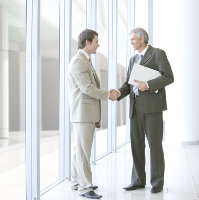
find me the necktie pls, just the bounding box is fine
[89,58,98,83]
[133,54,144,95]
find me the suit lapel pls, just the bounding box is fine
[134,54,139,64]
[140,45,153,65]
[78,50,99,86]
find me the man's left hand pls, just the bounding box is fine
[95,122,101,129]
[134,80,148,91]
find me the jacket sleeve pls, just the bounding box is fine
[117,58,132,101]
[147,50,174,93]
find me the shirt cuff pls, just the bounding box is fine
[117,90,121,97]
[146,82,149,90]
[146,82,158,93]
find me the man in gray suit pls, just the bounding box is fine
[68,29,118,199]
[117,28,174,193]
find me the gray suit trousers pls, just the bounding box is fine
[130,98,165,187]
[71,122,95,194]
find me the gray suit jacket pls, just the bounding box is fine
[118,45,174,117]
[68,50,109,122]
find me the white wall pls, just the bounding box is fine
[154,0,199,143]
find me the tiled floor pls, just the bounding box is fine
[0,127,127,200]
[40,142,199,200]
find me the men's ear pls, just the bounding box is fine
[141,36,145,43]
[85,40,90,46]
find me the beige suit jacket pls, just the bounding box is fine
[68,50,108,122]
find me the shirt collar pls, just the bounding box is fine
[139,44,149,57]
[79,49,90,60]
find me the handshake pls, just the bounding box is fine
[108,89,120,101]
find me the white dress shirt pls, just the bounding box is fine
[117,44,158,97]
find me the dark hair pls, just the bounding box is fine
[78,29,98,49]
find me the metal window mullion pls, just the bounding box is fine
[26,1,33,199]
[64,0,72,180]
[86,0,97,165]
[125,0,135,144]
[107,0,112,153]
[59,0,65,181]
[111,0,117,153]
[26,0,40,199]
[108,0,117,153]
[148,0,153,46]
[59,0,72,181]
[86,0,97,30]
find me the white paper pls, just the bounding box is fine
[128,63,161,86]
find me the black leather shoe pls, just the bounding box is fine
[151,186,163,193]
[71,185,98,190]
[79,191,102,199]
[123,184,145,190]
[92,186,98,190]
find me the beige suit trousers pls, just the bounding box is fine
[71,122,95,194]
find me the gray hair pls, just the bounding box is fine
[130,28,149,44]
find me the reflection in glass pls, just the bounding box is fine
[40,0,60,191]
[0,0,26,199]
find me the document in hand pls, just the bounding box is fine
[128,63,161,86]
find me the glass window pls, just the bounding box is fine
[71,0,87,160]
[0,0,26,199]
[40,0,60,191]
[96,0,109,158]
[117,0,127,147]
[71,0,86,58]
[135,0,148,30]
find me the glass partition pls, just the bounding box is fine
[0,0,26,199]
[96,0,109,158]
[117,0,127,147]
[40,0,60,190]
[70,0,87,159]
[135,0,148,30]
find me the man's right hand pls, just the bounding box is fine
[109,89,120,101]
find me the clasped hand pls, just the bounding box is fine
[108,89,120,101]
[134,80,148,91]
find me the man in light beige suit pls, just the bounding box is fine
[68,29,117,199]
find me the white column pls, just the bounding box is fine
[154,0,199,144]
[0,5,9,138]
